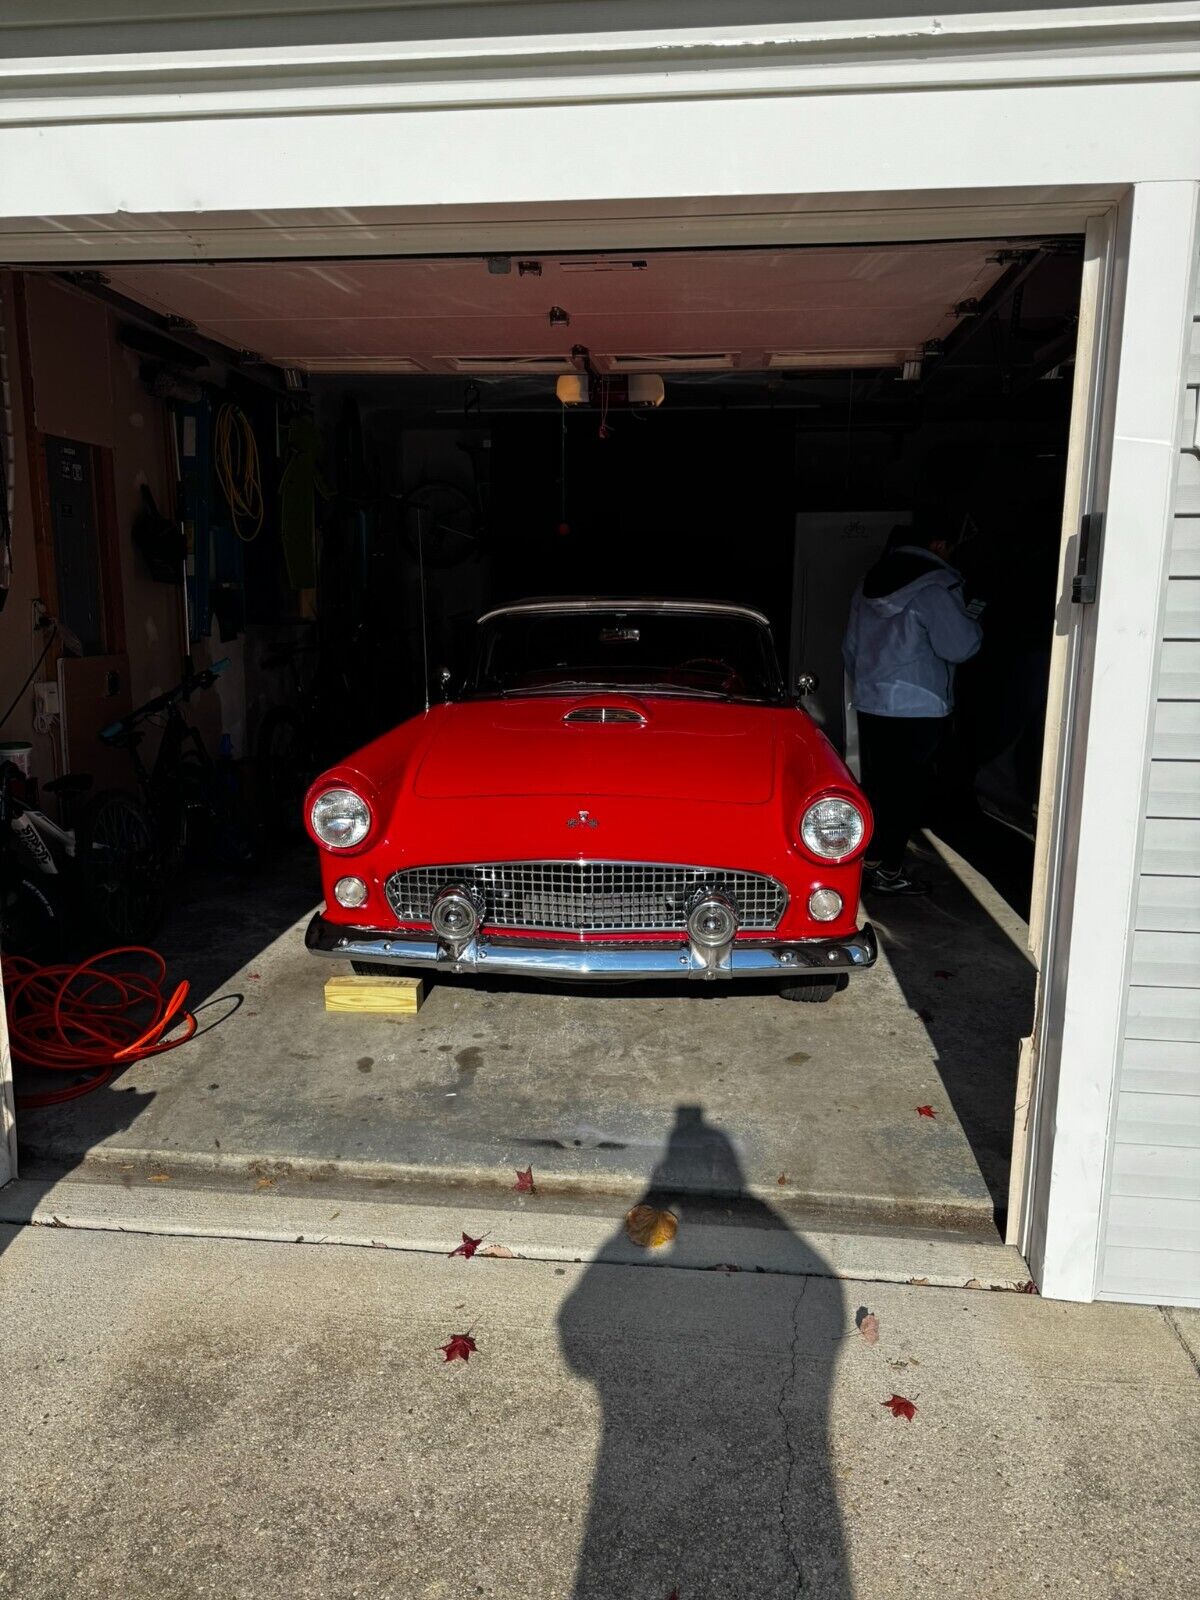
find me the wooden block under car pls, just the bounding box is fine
[323,973,424,1015]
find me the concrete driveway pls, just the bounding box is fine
[15,836,1034,1237]
[1,1222,1196,1600]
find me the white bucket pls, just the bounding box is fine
[0,740,34,777]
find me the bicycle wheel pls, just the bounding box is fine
[76,788,167,943]
[256,705,311,842]
[0,872,62,961]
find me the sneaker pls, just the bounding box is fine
[865,867,931,897]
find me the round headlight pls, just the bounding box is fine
[800,797,864,860]
[310,788,371,850]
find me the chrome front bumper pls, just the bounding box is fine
[306,913,877,982]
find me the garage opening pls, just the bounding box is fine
[1,238,1082,1256]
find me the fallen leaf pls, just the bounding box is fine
[856,1308,880,1345]
[908,1277,929,1287]
[881,1393,917,1420]
[707,1263,742,1273]
[933,969,956,980]
[439,1333,478,1364]
[147,1173,171,1183]
[450,1232,485,1259]
[916,1105,936,1119]
[328,1209,341,1221]
[888,1360,908,1370]
[1018,1279,1039,1295]
[963,1277,983,1290]
[777,1173,788,1185]
[514,1165,536,1194]
[479,1243,517,1259]
[624,1204,678,1249]
[255,1176,275,1190]
[917,1008,935,1024]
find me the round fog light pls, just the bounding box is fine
[686,892,738,949]
[431,885,482,943]
[334,876,368,908]
[808,888,843,923]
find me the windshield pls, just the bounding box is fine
[467,608,786,703]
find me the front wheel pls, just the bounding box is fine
[779,973,849,1004]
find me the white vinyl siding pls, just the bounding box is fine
[1098,257,1200,1306]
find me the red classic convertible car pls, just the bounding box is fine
[305,598,876,1002]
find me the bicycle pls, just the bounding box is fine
[100,658,252,873]
[0,761,162,956]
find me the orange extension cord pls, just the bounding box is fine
[4,947,196,1109]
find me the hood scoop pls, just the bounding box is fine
[563,704,647,725]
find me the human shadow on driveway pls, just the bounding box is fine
[558,1104,851,1600]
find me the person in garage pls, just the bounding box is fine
[842,517,984,896]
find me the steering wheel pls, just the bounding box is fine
[678,656,741,693]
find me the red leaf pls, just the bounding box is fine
[917,1007,935,1024]
[881,1393,916,1420]
[439,1333,478,1364]
[449,1232,485,1259]
[916,1105,936,1119]
[514,1165,537,1194]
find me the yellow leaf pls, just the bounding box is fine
[624,1204,678,1249]
[147,1173,171,1183]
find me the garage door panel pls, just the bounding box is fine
[1137,874,1200,932]
[1130,930,1200,989]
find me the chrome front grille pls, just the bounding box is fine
[383,862,787,934]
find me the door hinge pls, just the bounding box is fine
[1071,512,1104,604]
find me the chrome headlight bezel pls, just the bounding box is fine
[800,796,865,862]
[310,787,372,850]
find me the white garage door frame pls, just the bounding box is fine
[0,2,1196,1299]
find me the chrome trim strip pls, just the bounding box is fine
[477,597,771,626]
[307,914,877,981]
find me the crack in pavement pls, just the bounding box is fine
[1162,1306,1200,1381]
[776,1274,809,1596]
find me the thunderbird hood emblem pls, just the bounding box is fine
[568,809,598,829]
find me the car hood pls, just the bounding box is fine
[412,695,782,804]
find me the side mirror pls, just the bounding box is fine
[437,666,454,702]
[796,672,819,697]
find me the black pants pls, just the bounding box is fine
[857,712,947,874]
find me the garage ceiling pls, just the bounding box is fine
[87,243,1014,377]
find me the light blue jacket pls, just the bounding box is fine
[842,549,983,718]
